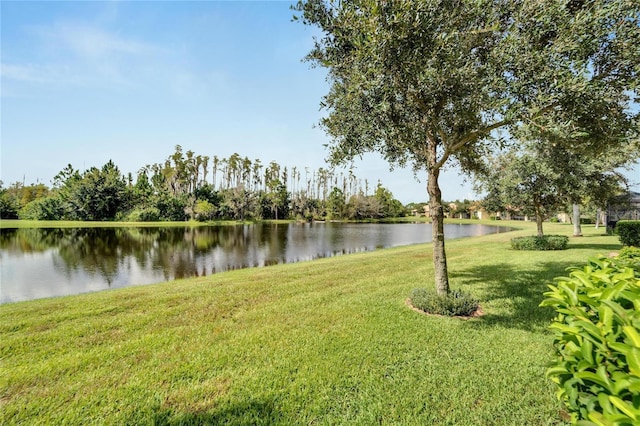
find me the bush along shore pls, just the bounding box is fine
[0,221,627,425]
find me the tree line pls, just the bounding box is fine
[0,145,406,222]
[1,142,634,227]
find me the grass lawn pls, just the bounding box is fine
[0,221,622,425]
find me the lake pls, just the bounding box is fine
[0,222,510,303]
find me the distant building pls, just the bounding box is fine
[470,201,489,220]
[607,191,640,230]
[410,205,430,217]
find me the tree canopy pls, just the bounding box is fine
[476,138,637,236]
[295,0,639,295]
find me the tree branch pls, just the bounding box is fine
[436,118,510,170]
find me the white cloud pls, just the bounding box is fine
[0,64,47,83]
[0,62,83,95]
[3,20,227,100]
[37,22,162,59]
[0,60,112,92]
[2,22,167,92]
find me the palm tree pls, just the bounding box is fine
[252,159,263,192]
[212,155,219,189]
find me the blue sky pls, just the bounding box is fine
[0,0,479,204]
[1,1,637,204]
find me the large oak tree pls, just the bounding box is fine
[295,0,639,295]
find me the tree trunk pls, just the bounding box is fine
[427,166,449,296]
[572,204,582,236]
[534,204,545,237]
[535,215,544,236]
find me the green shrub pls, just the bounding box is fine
[410,288,479,317]
[616,221,640,247]
[511,235,569,251]
[540,256,640,425]
[619,246,640,260]
[124,207,161,222]
[0,192,19,219]
[194,200,216,222]
[18,197,64,220]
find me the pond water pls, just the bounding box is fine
[0,222,511,303]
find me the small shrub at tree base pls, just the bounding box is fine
[616,221,640,247]
[510,235,569,251]
[540,256,640,425]
[410,288,479,317]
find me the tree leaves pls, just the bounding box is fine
[295,0,639,293]
[541,254,640,423]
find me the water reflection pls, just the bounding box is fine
[0,223,510,303]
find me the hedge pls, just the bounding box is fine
[540,254,640,424]
[510,235,569,251]
[616,220,640,247]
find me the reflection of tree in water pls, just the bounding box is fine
[130,225,286,278]
[1,225,289,285]
[0,228,66,253]
[176,225,285,275]
[265,224,287,265]
[53,229,123,284]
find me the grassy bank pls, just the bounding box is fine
[0,222,621,425]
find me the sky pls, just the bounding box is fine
[1,1,638,205]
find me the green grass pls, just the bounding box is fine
[0,221,621,425]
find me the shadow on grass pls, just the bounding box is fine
[453,234,623,331]
[451,261,575,332]
[149,399,280,426]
